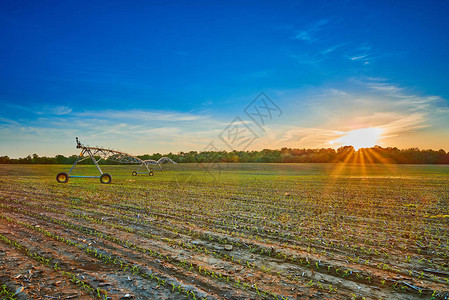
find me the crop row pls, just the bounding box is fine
[1,203,293,299]
[3,199,445,298]
[0,228,108,299]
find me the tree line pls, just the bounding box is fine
[1,146,449,164]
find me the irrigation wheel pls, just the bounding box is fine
[132,171,137,176]
[56,172,69,183]
[100,173,112,184]
[149,171,154,176]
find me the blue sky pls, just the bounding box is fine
[1,0,448,157]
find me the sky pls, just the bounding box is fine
[1,0,449,158]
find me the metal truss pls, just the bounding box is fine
[132,157,177,176]
[56,137,175,184]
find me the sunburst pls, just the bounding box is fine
[330,127,383,151]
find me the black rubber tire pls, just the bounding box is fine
[56,172,69,183]
[149,171,154,176]
[132,171,137,176]
[100,173,112,184]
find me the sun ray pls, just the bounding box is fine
[358,148,367,176]
[322,149,356,198]
[367,148,398,173]
[363,148,376,164]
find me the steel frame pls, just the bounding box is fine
[133,157,176,175]
[57,137,175,183]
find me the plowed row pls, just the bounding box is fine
[0,164,448,299]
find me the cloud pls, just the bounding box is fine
[1,79,448,157]
[379,113,428,137]
[275,126,341,148]
[76,109,205,122]
[289,20,378,67]
[0,117,20,126]
[38,106,72,115]
[316,80,443,138]
[350,55,367,61]
[0,103,72,116]
[290,43,348,64]
[363,80,443,112]
[321,43,348,55]
[190,81,447,151]
[245,79,448,150]
[0,107,226,157]
[291,19,329,42]
[347,44,373,65]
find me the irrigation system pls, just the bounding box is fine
[56,137,176,184]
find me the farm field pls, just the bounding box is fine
[0,163,448,299]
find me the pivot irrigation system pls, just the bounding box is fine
[56,137,176,184]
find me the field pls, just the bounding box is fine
[0,163,448,300]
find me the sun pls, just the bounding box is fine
[330,127,382,151]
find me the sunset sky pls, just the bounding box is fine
[1,1,448,158]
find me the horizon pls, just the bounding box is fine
[3,144,448,160]
[1,1,449,157]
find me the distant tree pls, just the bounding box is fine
[1,146,447,164]
[0,156,10,164]
[55,155,66,164]
[280,153,294,163]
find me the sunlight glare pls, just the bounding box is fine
[330,127,382,151]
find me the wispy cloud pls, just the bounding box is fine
[1,103,73,116]
[268,126,341,149]
[38,106,72,115]
[291,19,329,42]
[350,55,367,61]
[290,43,348,64]
[317,79,444,138]
[0,107,224,157]
[347,44,373,65]
[0,117,20,126]
[247,79,448,150]
[364,80,443,111]
[290,22,380,67]
[321,43,348,55]
[1,79,448,157]
[76,109,205,122]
